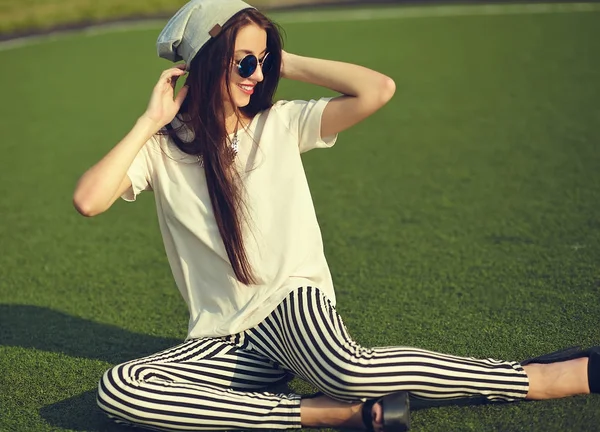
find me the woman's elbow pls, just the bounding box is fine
[73,194,103,217]
[379,75,396,105]
[362,75,396,111]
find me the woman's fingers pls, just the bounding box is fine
[160,64,186,76]
[143,64,188,127]
[174,85,189,107]
[158,65,187,87]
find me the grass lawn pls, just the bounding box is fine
[1,4,599,432]
[0,0,347,35]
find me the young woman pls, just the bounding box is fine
[73,0,598,430]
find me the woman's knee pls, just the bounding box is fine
[96,365,138,418]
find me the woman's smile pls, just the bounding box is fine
[236,83,255,95]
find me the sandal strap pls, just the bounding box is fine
[361,399,377,432]
[520,346,582,365]
[589,348,600,393]
[381,392,410,432]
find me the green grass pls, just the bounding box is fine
[0,0,346,35]
[1,6,600,432]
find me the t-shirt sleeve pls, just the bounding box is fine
[275,97,338,153]
[121,136,156,202]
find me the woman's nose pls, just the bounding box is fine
[251,64,264,82]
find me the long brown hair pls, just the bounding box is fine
[164,9,283,285]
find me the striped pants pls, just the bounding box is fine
[97,286,529,430]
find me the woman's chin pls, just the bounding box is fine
[236,97,251,108]
[231,86,253,108]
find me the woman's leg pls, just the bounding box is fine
[297,359,590,429]
[237,286,590,428]
[241,286,528,402]
[97,337,303,430]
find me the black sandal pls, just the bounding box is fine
[521,345,600,393]
[361,391,410,432]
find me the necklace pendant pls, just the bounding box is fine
[231,133,239,156]
[196,132,240,167]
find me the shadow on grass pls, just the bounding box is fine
[0,304,181,431]
[1,304,494,431]
[0,304,180,364]
[39,390,135,432]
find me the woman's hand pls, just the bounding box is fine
[142,64,189,129]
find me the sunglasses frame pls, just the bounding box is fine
[234,52,273,79]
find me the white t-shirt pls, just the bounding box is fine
[123,98,338,339]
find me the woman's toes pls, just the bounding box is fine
[372,401,384,432]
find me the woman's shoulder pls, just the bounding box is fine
[256,100,301,131]
[135,124,197,166]
[269,98,331,115]
[264,98,333,128]
[266,99,309,122]
[270,99,307,111]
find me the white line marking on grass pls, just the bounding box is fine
[275,2,600,23]
[1,2,599,52]
[0,20,166,52]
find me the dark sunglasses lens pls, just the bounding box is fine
[261,54,274,74]
[238,55,257,78]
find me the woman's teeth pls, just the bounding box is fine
[238,84,254,94]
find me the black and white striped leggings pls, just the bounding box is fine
[97,286,529,430]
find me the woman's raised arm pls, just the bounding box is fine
[73,65,189,217]
[280,51,396,138]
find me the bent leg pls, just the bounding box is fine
[242,286,529,403]
[97,337,301,430]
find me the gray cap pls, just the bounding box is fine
[157,0,255,67]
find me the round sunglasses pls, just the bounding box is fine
[234,52,274,79]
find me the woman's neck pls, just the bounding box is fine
[225,112,239,135]
[225,110,251,135]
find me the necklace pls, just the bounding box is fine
[196,130,240,167]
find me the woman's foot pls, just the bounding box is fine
[300,393,361,428]
[300,393,383,430]
[300,393,407,431]
[523,357,590,399]
[368,401,384,432]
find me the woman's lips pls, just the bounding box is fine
[237,83,255,95]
